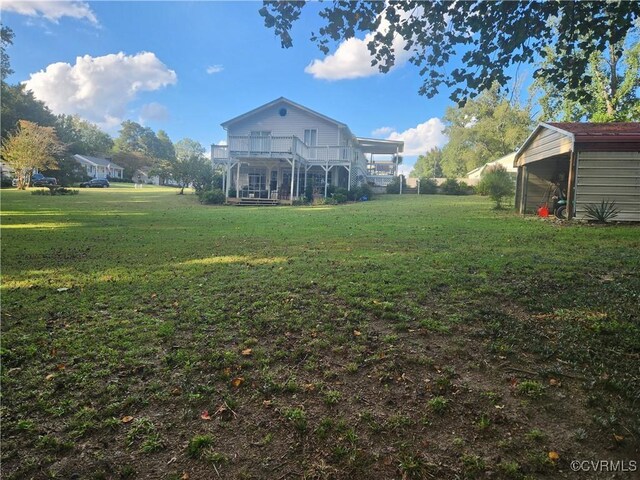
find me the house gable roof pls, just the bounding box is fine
[220,97,349,131]
[74,154,124,170]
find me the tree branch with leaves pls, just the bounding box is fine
[1,120,65,189]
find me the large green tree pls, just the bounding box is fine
[1,120,65,189]
[410,147,443,178]
[1,26,56,140]
[533,33,640,122]
[55,114,114,156]
[172,139,210,194]
[113,121,176,180]
[260,1,639,103]
[1,25,14,81]
[439,85,533,177]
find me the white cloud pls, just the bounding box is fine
[2,1,98,24]
[371,126,395,137]
[385,118,447,156]
[206,65,224,74]
[139,102,170,123]
[23,52,177,130]
[305,9,412,80]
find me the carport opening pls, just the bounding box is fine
[519,154,570,214]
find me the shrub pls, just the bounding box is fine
[440,178,468,195]
[31,188,79,196]
[386,176,406,194]
[476,164,515,209]
[197,188,225,204]
[418,177,437,194]
[355,183,373,200]
[583,200,620,223]
[332,193,347,204]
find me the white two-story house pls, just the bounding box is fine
[211,97,403,204]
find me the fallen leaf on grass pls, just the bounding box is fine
[548,451,560,462]
[353,330,361,336]
[262,400,272,407]
[181,472,189,480]
[56,287,70,292]
[231,377,244,388]
[241,348,252,356]
[121,416,134,423]
[56,364,66,371]
[549,378,560,386]
[45,373,56,381]
[303,383,315,392]
[200,410,211,420]
[613,434,624,443]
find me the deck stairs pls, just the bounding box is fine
[237,198,280,206]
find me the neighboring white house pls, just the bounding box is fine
[74,154,124,180]
[466,152,517,185]
[134,166,160,185]
[211,97,404,203]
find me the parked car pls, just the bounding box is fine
[31,173,57,187]
[80,179,110,188]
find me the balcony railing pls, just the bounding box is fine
[212,135,359,165]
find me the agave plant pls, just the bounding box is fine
[583,200,620,223]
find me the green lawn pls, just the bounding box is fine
[2,186,639,479]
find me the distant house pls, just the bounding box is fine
[466,152,517,185]
[211,97,404,204]
[134,166,160,185]
[74,154,124,180]
[514,122,640,222]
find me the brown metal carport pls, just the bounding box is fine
[514,123,640,222]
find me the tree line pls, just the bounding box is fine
[1,25,214,192]
[259,2,639,178]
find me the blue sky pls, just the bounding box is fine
[2,1,534,172]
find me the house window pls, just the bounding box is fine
[304,129,318,159]
[304,129,317,146]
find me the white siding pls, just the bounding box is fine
[226,101,341,146]
[517,128,573,166]
[575,151,640,222]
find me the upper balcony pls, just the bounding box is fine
[212,135,360,166]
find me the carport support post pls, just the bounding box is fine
[566,151,577,220]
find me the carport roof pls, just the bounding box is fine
[547,122,640,142]
[516,122,640,163]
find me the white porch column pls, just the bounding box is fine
[324,161,329,198]
[225,161,231,199]
[236,162,241,198]
[296,161,301,198]
[347,165,351,191]
[290,156,296,201]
